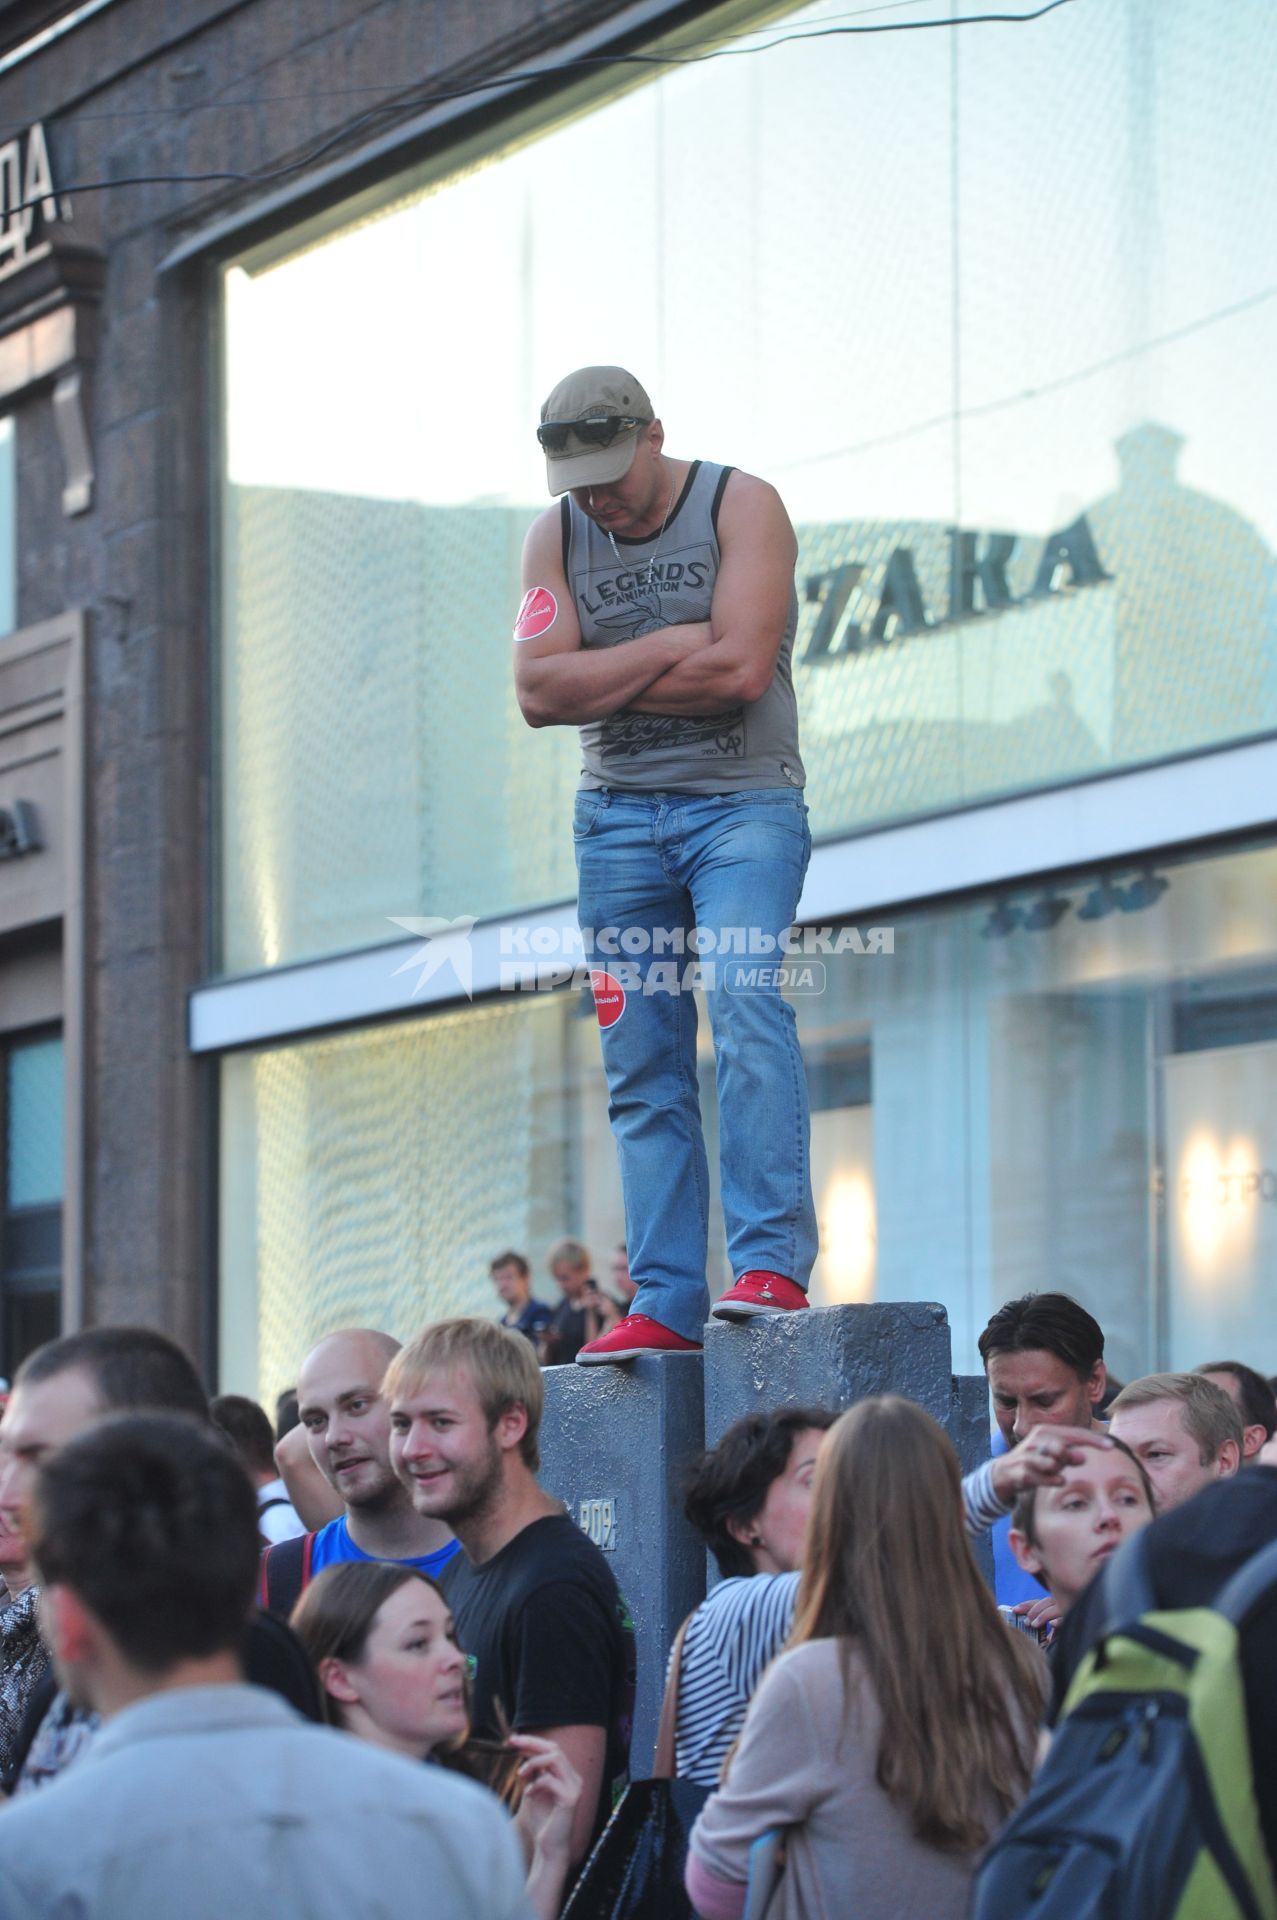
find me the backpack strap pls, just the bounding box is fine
[259,1531,314,1618]
[1098,1524,1156,1637]
[1213,1536,1277,1626]
[652,1610,695,1779]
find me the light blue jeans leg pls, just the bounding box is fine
[573,791,710,1341]
[673,791,818,1287]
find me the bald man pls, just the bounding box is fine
[260,1329,459,1615]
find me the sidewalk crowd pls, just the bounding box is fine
[0,1280,1273,1918]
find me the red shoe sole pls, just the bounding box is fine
[576,1341,703,1364]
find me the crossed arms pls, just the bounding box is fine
[512,473,798,727]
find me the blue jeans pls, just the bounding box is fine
[573,788,818,1341]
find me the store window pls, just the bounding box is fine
[1,1031,63,1375]
[221,835,1277,1406]
[220,0,1277,978]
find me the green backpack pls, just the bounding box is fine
[972,1529,1277,1920]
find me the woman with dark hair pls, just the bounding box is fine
[670,1406,833,1784]
[292,1561,580,1920]
[685,1397,1047,1920]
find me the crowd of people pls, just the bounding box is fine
[491,1240,636,1367]
[0,1289,1272,1917]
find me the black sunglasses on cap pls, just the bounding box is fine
[536,413,645,454]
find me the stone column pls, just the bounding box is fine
[539,1350,706,1773]
[704,1303,993,1585]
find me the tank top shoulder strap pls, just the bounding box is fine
[710,463,735,537]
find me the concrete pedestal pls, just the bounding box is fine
[703,1301,955,1447]
[536,1306,997,1768]
[703,1306,995,1586]
[539,1349,706,1773]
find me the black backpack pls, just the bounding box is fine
[258,1530,316,1619]
[972,1529,1277,1920]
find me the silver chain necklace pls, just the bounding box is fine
[606,461,676,590]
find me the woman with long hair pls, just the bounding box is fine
[292,1560,580,1920]
[685,1396,1048,1920]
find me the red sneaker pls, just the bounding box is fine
[711,1271,809,1322]
[576,1315,703,1365]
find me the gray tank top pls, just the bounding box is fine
[566,460,805,792]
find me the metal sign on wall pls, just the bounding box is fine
[0,123,66,283]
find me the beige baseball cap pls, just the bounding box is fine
[538,366,654,497]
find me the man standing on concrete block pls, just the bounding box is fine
[962,1292,1116,1610]
[515,367,816,1364]
[387,1318,635,1869]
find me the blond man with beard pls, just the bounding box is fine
[387,1318,634,1869]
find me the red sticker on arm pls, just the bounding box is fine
[514,587,558,641]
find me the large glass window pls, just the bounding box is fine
[1,1031,63,1376]
[221,836,1277,1405]
[220,0,1277,977]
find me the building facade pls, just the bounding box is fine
[0,0,1273,1399]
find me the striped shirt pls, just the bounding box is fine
[962,1458,1009,1534]
[672,1572,800,1787]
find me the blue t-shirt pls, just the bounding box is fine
[308,1516,462,1582]
[500,1300,553,1346]
[990,1428,1044,1609]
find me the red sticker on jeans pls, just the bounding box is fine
[514,587,558,641]
[590,970,626,1029]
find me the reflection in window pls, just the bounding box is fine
[220,0,1277,974]
[221,836,1277,1400]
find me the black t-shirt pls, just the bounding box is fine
[545,1297,590,1366]
[448,1513,636,1835]
[1049,1468,1277,1871]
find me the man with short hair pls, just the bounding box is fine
[0,1413,531,1919]
[263,1327,459,1615]
[1108,1371,1242,1511]
[387,1317,634,1867]
[212,1393,306,1543]
[516,367,817,1362]
[1194,1359,1277,1462]
[543,1237,614,1365]
[0,1325,215,1787]
[490,1250,553,1351]
[961,1293,1116,1608]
